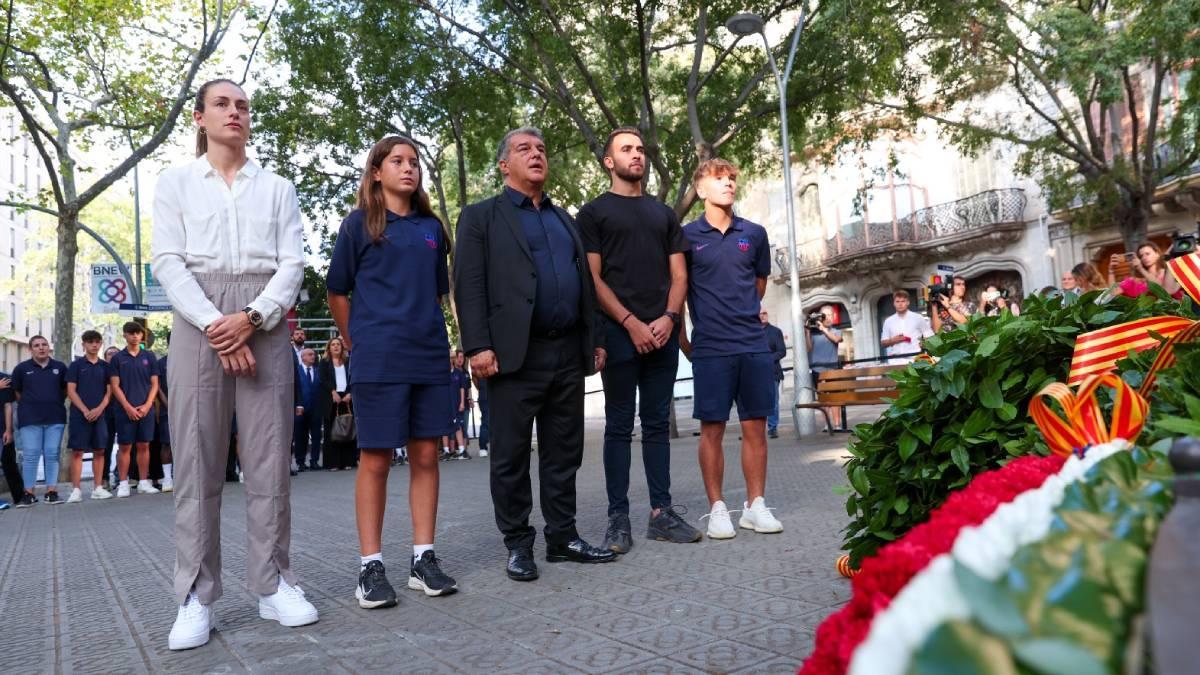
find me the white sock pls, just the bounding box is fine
[163,463,173,480]
[413,544,434,562]
[360,552,382,570]
[442,446,449,453]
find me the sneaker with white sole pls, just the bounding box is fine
[168,592,215,650]
[91,486,113,500]
[479,449,488,457]
[259,576,319,627]
[739,496,783,533]
[66,488,83,503]
[116,481,131,498]
[701,500,737,540]
[137,480,160,495]
[161,478,174,493]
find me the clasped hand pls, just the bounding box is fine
[207,312,257,377]
[628,316,673,354]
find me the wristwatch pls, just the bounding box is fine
[664,311,681,325]
[242,306,264,329]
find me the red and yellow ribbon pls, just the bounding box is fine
[1029,372,1148,457]
[1067,251,1200,386]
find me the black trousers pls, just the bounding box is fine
[292,409,322,468]
[2,441,23,499]
[488,333,586,550]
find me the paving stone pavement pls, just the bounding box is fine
[0,405,883,674]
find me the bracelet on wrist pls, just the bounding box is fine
[620,312,633,326]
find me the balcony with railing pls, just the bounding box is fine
[775,188,1029,283]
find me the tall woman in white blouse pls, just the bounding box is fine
[151,78,318,651]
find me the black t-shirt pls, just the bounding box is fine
[577,192,690,321]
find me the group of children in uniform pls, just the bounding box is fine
[6,322,173,507]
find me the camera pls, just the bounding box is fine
[1166,225,1200,261]
[805,311,824,331]
[926,282,951,305]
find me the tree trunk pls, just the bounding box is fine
[1117,197,1151,254]
[53,211,79,363]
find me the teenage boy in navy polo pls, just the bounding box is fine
[680,158,784,540]
[109,321,160,498]
[65,330,115,502]
[578,126,701,552]
[12,335,68,506]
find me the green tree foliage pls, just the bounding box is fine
[860,0,1200,252]
[0,0,241,359]
[842,289,1193,564]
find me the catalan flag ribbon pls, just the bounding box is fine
[1066,251,1200,386]
[1029,373,1148,457]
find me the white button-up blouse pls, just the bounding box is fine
[151,155,304,332]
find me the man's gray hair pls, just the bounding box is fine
[496,126,545,163]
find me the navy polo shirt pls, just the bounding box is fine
[66,357,111,408]
[449,368,466,406]
[12,358,67,427]
[505,187,581,333]
[0,371,14,435]
[326,208,450,385]
[110,348,159,408]
[682,214,772,357]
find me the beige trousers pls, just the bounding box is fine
[169,273,297,605]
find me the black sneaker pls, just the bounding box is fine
[15,493,36,508]
[457,451,472,460]
[602,513,633,554]
[43,491,63,505]
[355,560,398,609]
[408,551,458,597]
[647,506,703,543]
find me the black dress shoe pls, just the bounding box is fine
[506,547,539,581]
[546,538,618,564]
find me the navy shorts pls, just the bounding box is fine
[115,410,157,444]
[353,382,453,448]
[692,352,776,422]
[67,411,109,450]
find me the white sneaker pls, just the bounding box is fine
[238,471,244,484]
[739,497,783,533]
[138,480,160,495]
[479,449,489,457]
[117,482,131,498]
[161,478,174,493]
[702,500,737,540]
[91,486,113,500]
[66,488,83,503]
[258,577,319,627]
[168,592,215,650]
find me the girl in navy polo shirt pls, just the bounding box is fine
[327,136,457,609]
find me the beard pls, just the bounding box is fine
[614,165,644,184]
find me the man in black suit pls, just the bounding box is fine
[454,126,617,581]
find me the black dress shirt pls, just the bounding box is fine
[505,186,581,333]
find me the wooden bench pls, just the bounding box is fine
[795,364,908,434]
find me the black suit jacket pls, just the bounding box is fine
[454,191,605,376]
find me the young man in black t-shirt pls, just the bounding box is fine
[577,127,702,552]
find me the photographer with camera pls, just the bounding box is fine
[805,305,842,429]
[979,285,1020,317]
[1107,242,1182,299]
[930,276,975,333]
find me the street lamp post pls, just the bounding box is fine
[726,9,815,436]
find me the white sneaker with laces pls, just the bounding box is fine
[138,480,160,494]
[117,481,131,498]
[161,478,174,493]
[91,486,113,500]
[739,496,783,533]
[66,487,83,503]
[702,500,737,540]
[258,576,319,627]
[479,449,489,457]
[169,592,215,650]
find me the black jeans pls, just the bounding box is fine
[600,331,678,517]
[2,441,23,499]
[477,380,490,450]
[488,333,585,550]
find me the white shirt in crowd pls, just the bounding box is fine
[881,310,933,363]
[151,155,304,332]
[334,363,347,392]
